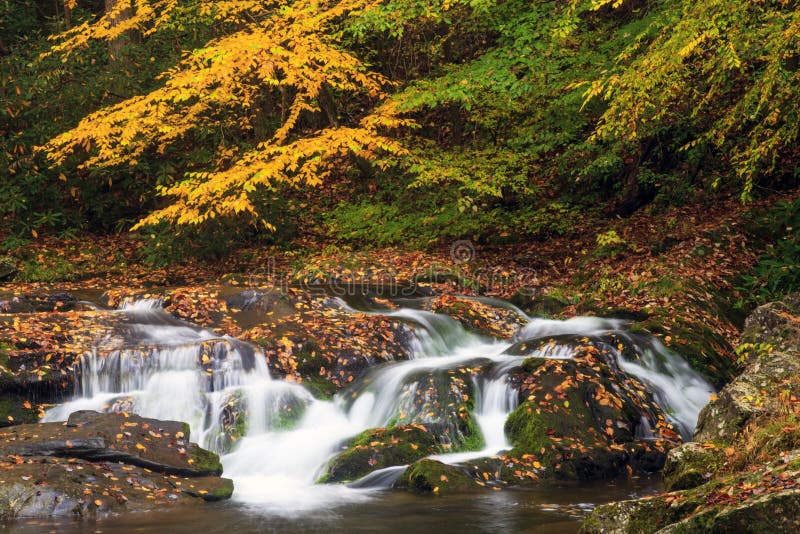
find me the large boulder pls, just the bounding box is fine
[582,294,800,533]
[501,336,677,483]
[694,295,800,443]
[0,411,232,520]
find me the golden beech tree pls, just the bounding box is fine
[41,0,415,230]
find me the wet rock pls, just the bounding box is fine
[0,256,17,282]
[385,366,484,452]
[224,289,289,312]
[246,312,416,394]
[504,341,677,482]
[424,295,525,338]
[662,442,721,491]
[508,289,569,317]
[0,457,233,520]
[0,293,78,313]
[0,394,40,427]
[0,411,221,477]
[395,459,481,495]
[320,425,439,483]
[0,411,232,520]
[208,386,308,453]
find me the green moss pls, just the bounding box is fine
[190,447,223,475]
[0,394,39,426]
[300,374,337,400]
[181,477,234,501]
[454,404,484,452]
[15,253,80,282]
[505,402,552,458]
[663,444,724,492]
[395,459,479,495]
[207,478,234,501]
[521,357,547,373]
[319,425,439,483]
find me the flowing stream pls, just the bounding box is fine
[42,294,713,523]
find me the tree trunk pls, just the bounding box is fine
[64,0,72,28]
[104,0,134,62]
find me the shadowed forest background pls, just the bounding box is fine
[1,0,797,271]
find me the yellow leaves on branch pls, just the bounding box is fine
[581,0,799,194]
[135,107,413,229]
[41,0,418,229]
[46,1,271,57]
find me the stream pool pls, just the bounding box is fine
[5,476,661,533]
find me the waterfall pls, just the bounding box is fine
[43,297,713,514]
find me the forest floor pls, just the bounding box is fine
[3,188,798,367]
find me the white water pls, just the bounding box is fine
[43,298,713,514]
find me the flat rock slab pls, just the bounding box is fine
[0,411,222,477]
[0,456,233,520]
[0,411,232,520]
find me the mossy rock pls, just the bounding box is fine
[319,425,439,483]
[189,447,224,476]
[740,295,800,352]
[395,459,481,495]
[299,374,338,400]
[580,492,700,534]
[375,365,484,453]
[506,354,674,481]
[662,442,722,491]
[0,256,17,281]
[509,289,569,317]
[0,394,40,427]
[180,476,235,501]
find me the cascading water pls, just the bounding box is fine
[43,295,714,515]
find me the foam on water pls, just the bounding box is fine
[43,298,713,512]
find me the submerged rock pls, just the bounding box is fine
[0,411,232,521]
